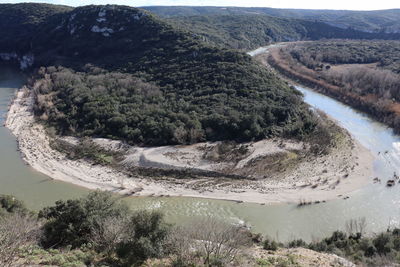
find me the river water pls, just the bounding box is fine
[1,66,400,242]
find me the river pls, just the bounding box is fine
[1,65,400,242]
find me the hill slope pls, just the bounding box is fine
[144,6,400,34]
[0,4,318,146]
[0,3,71,52]
[167,14,399,50]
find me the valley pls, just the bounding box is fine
[1,2,400,266]
[265,40,400,134]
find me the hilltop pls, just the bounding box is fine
[0,4,317,146]
[0,3,71,53]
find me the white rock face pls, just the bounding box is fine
[91,25,114,37]
[98,9,107,17]
[0,52,34,70]
[20,54,34,70]
[70,26,77,35]
[0,52,18,60]
[132,14,141,21]
[69,13,76,22]
[132,12,146,21]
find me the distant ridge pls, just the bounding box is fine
[143,6,400,34]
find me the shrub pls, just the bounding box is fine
[263,238,279,251]
[287,239,307,248]
[373,233,392,255]
[39,190,129,248]
[167,218,252,266]
[0,213,42,266]
[116,211,170,266]
[0,195,29,215]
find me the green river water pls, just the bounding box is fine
[1,66,400,242]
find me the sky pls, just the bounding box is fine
[1,0,399,10]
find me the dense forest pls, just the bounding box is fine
[267,40,400,133]
[144,6,400,34]
[3,3,399,145]
[168,15,400,50]
[0,3,72,53]
[0,4,320,146]
[33,64,316,146]
[288,40,400,73]
[1,4,399,58]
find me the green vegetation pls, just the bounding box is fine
[288,40,400,74]
[51,137,122,166]
[38,191,130,248]
[3,194,400,266]
[307,229,400,266]
[167,15,400,50]
[38,191,170,266]
[144,6,400,34]
[268,40,400,133]
[0,194,29,215]
[0,4,321,145]
[1,192,253,266]
[1,4,397,147]
[0,3,71,52]
[32,63,317,146]
[260,218,400,266]
[263,238,279,251]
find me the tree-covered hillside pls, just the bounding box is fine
[144,6,400,34]
[167,14,399,50]
[0,4,318,145]
[289,40,400,73]
[0,3,71,52]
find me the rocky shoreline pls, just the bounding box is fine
[5,86,374,204]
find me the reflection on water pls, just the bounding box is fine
[1,68,400,241]
[123,86,400,241]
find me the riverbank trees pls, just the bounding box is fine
[267,40,400,134]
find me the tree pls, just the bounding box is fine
[373,233,392,255]
[345,217,366,238]
[90,216,129,257]
[179,217,252,266]
[0,194,29,216]
[116,211,170,266]
[39,190,129,248]
[0,213,41,267]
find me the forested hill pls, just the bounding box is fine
[166,15,400,50]
[0,3,72,52]
[0,4,318,145]
[143,6,400,34]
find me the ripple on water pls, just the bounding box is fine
[3,68,400,241]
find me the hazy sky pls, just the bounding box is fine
[1,0,399,10]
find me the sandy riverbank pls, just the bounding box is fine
[5,86,374,204]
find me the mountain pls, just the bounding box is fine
[0,4,317,145]
[166,14,400,50]
[143,6,400,34]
